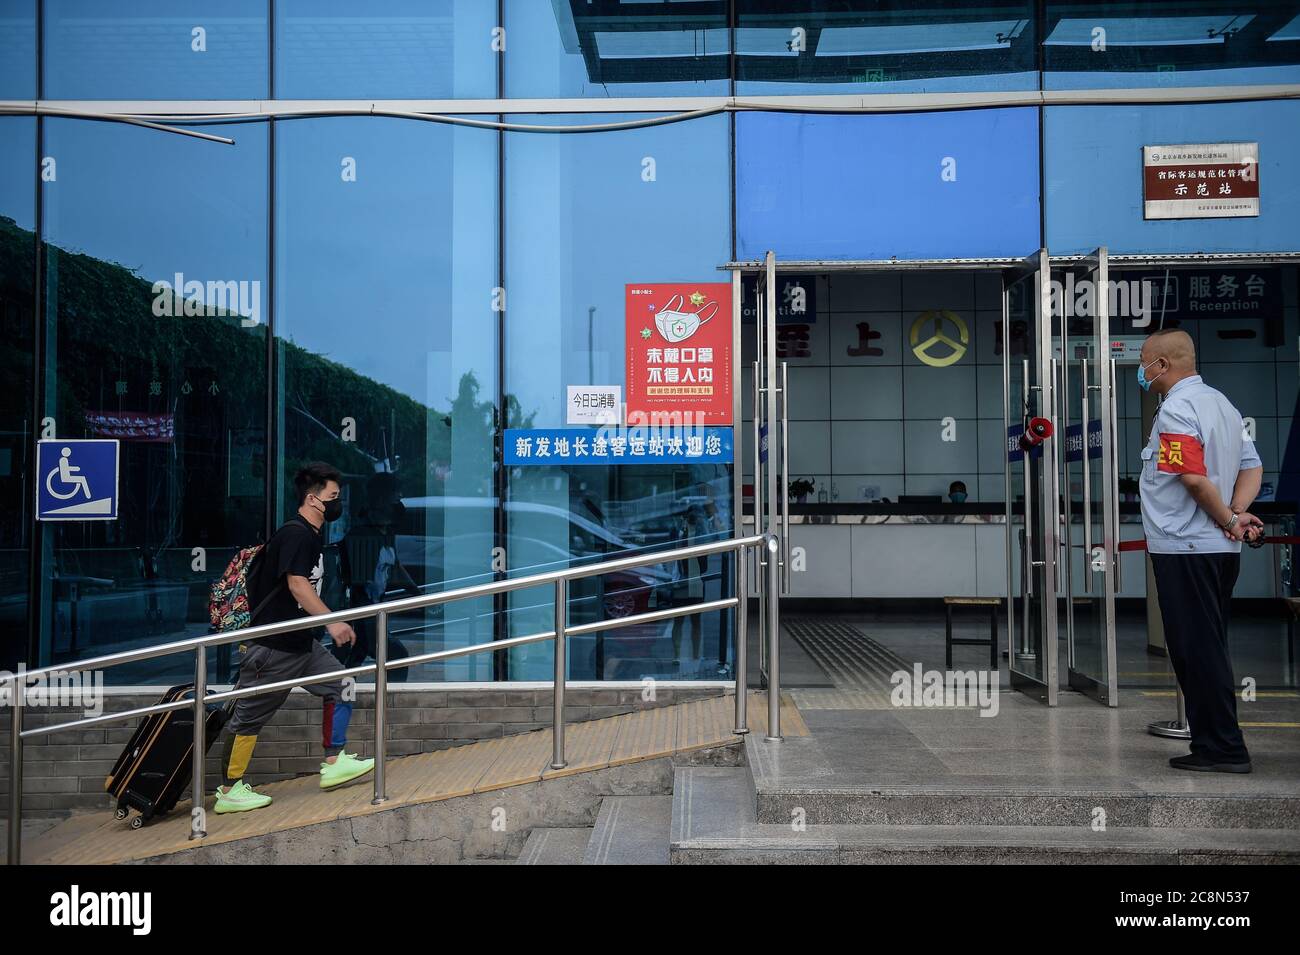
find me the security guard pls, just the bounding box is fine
[1138,328,1263,773]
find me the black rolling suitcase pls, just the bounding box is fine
[105,683,230,829]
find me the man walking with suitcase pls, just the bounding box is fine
[215,462,375,814]
[1137,329,1263,774]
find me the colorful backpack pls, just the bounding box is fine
[208,545,266,632]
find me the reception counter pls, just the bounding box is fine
[740,507,1286,600]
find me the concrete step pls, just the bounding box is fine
[583,795,673,865]
[670,766,1300,864]
[745,735,1300,830]
[514,828,594,865]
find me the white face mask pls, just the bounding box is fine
[654,295,717,344]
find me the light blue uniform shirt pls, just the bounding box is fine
[1139,375,1262,554]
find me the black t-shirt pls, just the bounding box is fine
[247,515,325,653]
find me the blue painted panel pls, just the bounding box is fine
[1045,101,1300,255]
[736,109,1041,260]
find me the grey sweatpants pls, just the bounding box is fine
[225,640,349,746]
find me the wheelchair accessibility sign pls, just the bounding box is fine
[36,439,119,520]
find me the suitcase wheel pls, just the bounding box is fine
[114,807,128,821]
[129,815,145,830]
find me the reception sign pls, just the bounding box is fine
[625,282,732,426]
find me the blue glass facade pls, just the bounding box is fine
[2,1,1298,683]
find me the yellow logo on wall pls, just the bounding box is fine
[909,310,969,367]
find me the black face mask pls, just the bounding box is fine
[315,497,343,523]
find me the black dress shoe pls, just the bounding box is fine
[1169,753,1252,774]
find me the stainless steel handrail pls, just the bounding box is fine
[4,532,774,865]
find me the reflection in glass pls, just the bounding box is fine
[39,119,269,682]
[505,465,735,681]
[506,0,729,98]
[736,1,1037,94]
[275,117,497,681]
[0,0,35,98]
[275,0,495,99]
[0,118,35,671]
[504,113,733,680]
[44,0,268,100]
[1044,2,1300,89]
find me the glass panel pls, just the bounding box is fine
[1005,265,1050,690]
[1044,1,1300,89]
[44,0,269,100]
[1225,514,1296,688]
[0,117,36,672]
[736,0,1038,95]
[39,118,269,682]
[1058,277,1112,699]
[0,0,36,98]
[503,112,733,681]
[274,116,498,682]
[1117,265,1299,690]
[275,0,496,99]
[735,109,1042,262]
[505,0,730,98]
[739,271,1006,507]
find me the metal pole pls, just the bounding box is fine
[733,544,749,735]
[372,609,388,805]
[551,579,567,769]
[1002,275,1014,667]
[7,676,23,865]
[1148,682,1192,739]
[191,644,206,839]
[765,534,782,742]
[753,359,766,682]
[1020,358,1034,658]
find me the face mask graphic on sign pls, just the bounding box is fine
[654,294,717,344]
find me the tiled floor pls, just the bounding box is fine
[745,606,1300,798]
[752,606,1296,690]
[782,692,1300,795]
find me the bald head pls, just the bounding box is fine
[1139,328,1196,395]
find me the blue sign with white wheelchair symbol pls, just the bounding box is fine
[36,439,119,521]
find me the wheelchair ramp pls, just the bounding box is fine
[25,691,807,865]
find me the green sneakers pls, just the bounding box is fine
[214,780,273,814]
[320,751,375,790]
[210,757,372,811]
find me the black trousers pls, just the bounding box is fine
[1150,551,1249,763]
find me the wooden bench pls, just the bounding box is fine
[943,596,1000,669]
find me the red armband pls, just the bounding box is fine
[1157,433,1206,475]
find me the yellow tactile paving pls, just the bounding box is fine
[410,738,506,801]
[478,730,554,792]
[1241,721,1300,728]
[541,713,624,780]
[780,694,810,737]
[606,701,681,767]
[745,690,809,738]
[1142,690,1300,699]
[676,696,732,750]
[24,690,805,865]
[329,753,430,818]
